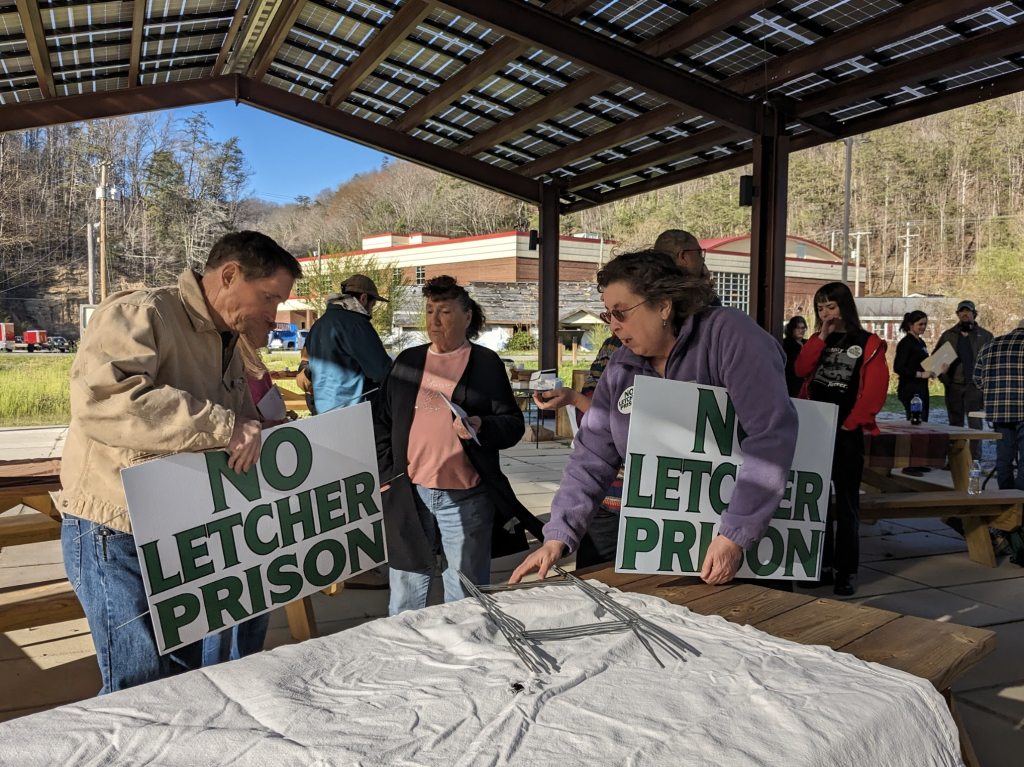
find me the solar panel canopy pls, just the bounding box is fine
[2,0,1023,209]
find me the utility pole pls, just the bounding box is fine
[98,161,109,301]
[850,231,871,297]
[901,222,919,297]
[841,136,869,284]
[86,223,95,304]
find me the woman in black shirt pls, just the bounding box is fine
[893,311,936,422]
[782,315,807,397]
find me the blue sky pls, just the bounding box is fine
[169,102,389,204]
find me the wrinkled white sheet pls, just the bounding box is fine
[0,582,963,767]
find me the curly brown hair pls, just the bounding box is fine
[422,275,486,340]
[597,249,716,332]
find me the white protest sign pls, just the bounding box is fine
[122,403,386,654]
[616,376,837,580]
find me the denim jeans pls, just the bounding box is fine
[994,422,1024,491]
[201,613,271,666]
[60,514,204,694]
[389,484,494,615]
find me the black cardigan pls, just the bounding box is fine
[372,343,545,572]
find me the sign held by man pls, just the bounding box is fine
[617,377,837,580]
[123,404,387,653]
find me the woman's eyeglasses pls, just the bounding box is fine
[599,300,649,324]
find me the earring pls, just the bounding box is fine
[662,318,667,328]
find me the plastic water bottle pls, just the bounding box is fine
[910,394,923,425]
[968,461,982,495]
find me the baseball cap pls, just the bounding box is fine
[341,274,388,302]
[957,300,976,313]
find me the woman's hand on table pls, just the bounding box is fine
[453,415,482,441]
[533,388,587,413]
[700,535,743,585]
[509,539,566,583]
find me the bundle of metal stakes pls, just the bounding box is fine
[457,567,698,674]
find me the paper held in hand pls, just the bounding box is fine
[921,342,956,375]
[616,377,838,580]
[439,391,481,445]
[257,385,287,422]
[121,404,387,654]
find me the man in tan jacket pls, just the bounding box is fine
[59,231,301,694]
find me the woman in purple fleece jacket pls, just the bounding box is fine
[511,249,799,586]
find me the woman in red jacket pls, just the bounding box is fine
[795,282,888,596]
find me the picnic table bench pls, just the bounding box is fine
[863,422,1024,567]
[579,564,997,767]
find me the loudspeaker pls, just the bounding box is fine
[739,175,754,207]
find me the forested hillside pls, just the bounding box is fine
[2,94,1023,333]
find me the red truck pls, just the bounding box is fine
[0,323,13,352]
[17,329,47,352]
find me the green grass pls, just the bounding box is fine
[0,353,74,427]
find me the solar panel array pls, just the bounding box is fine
[2,0,1023,207]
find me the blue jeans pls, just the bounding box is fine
[60,514,204,694]
[201,613,271,665]
[389,484,494,615]
[994,422,1024,491]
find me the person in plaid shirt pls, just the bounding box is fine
[975,319,1024,490]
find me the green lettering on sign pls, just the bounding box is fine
[347,520,386,572]
[625,454,653,509]
[154,593,201,650]
[709,463,737,514]
[244,564,268,614]
[200,575,249,631]
[620,516,659,570]
[745,528,785,576]
[682,459,713,512]
[303,538,348,587]
[205,451,261,514]
[207,513,244,568]
[243,503,279,556]
[659,520,697,572]
[697,522,716,570]
[267,553,303,604]
[315,480,346,532]
[344,472,380,522]
[693,388,736,456]
[174,524,214,584]
[261,427,314,492]
[140,540,182,597]
[653,456,682,511]
[277,491,316,547]
[784,528,823,578]
[793,472,824,522]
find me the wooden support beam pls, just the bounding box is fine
[389,0,599,133]
[797,22,1024,117]
[538,183,561,373]
[726,0,1001,96]
[324,0,433,109]
[517,104,685,178]
[15,0,55,98]
[748,106,788,337]
[248,0,307,81]
[455,0,771,157]
[128,0,147,87]
[436,0,757,135]
[565,126,736,190]
[213,0,253,76]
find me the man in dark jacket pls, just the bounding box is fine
[936,300,993,459]
[306,274,392,413]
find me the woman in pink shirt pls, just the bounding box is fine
[373,276,544,614]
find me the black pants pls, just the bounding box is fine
[576,508,793,591]
[822,428,864,576]
[945,382,984,459]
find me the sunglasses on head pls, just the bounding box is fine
[599,300,649,325]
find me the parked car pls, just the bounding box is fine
[49,336,70,353]
[268,323,299,350]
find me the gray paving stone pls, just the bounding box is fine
[955,619,1024,693]
[867,552,1024,588]
[859,530,968,563]
[853,587,1024,628]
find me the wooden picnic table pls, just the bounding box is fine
[861,421,1022,567]
[579,564,996,767]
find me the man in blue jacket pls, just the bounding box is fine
[306,274,392,413]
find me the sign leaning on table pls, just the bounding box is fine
[122,403,387,654]
[616,376,838,580]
